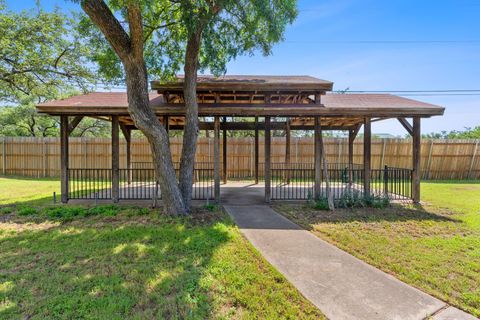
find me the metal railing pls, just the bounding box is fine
[371,166,412,200]
[270,163,412,201]
[68,168,112,200]
[68,164,214,201]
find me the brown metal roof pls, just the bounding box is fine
[322,93,442,110]
[37,92,162,108]
[151,75,334,92]
[36,91,444,118]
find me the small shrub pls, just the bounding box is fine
[17,206,37,216]
[43,206,86,220]
[336,189,363,209]
[135,207,151,215]
[203,203,219,212]
[87,205,120,217]
[312,198,330,211]
[363,194,390,209]
[0,206,14,215]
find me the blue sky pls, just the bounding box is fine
[6,0,480,135]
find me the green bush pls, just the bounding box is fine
[203,203,219,212]
[41,205,120,221]
[17,206,37,216]
[0,206,14,214]
[363,194,390,208]
[336,190,363,209]
[336,191,390,209]
[312,198,330,210]
[87,205,120,217]
[43,206,86,220]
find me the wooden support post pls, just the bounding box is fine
[314,117,322,199]
[121,126,132,184]
[264,116,271,203]
[412,117,421,203]
[214,116,221,203]
[60,116,69,203]
[364,117,372,197]
[285,118,291,183]
[254,116,259,184]
[223,117,227,184]
[111,116,120,203]
[163,115,169,134]
[348,129,355,185]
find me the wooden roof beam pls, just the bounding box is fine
[351,123,362,140]
[398,117,413,136]
[67,116,84,135]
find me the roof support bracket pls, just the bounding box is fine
[351,123,362,140]
[67,116,84,135]
[397,117,413,136]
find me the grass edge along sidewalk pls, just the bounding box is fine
[274,181,480,317]
[0,176,325,319]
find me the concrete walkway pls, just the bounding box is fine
[225,205,477,320]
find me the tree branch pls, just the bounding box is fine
[80,0,132,60]
[127,3,144,60]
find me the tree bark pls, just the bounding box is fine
[81,0,186,215]
[179,29,202,210]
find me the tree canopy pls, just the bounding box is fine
[0,1,96,103]
[77,0,297,84]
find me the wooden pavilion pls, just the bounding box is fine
[36,75,444,204]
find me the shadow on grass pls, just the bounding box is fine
[274,203,463,231]
[0,209,232,319]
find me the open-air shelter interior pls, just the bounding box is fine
[36,75,445,204]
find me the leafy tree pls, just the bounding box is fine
[0,2,95,103]
[0,1,101,138]
[0,99,111,137]
[423,126,480,139]
[77,0,297,214]
[0,103,58,137]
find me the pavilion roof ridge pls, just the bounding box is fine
[151,74,334,92]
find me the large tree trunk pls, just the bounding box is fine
[80,0,187,215]
[178,30,202,210]
[123,61,186,215]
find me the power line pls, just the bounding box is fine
[334,89,480,97]
[283,40,480,45]
[345,89,480,93]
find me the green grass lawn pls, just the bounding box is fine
[275,180,480,317]
[0,177,324,319]
[0,176,60,206]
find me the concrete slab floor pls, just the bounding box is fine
[225,205,478,320]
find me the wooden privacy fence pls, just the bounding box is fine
[1,136,479,180]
